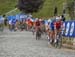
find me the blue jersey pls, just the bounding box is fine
[12,19,16,25]
[42,20,45,24]
[50,19,56,30]
[45,20,48,25]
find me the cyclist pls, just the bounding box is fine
[45,20,48,34]
[11,19,17,31]
[53,16,63,46]
[35,18,41,31]
[39,18,44,34]
[0,16,4,31]
[35,18,42,40]
[47,19,52,44]
[49,18,56,44]
[41,19,45,34]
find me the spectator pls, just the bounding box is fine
[0,16,4,31]
[61,15,66,21]
[3,15,7,26]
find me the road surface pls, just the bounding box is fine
[0,29,75,57]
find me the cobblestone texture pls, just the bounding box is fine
[0,29,75,57]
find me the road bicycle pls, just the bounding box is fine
[36,28,42,40]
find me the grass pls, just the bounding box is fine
[0,0,17,15]
[6,9,21,16]
[33,0,66,18]
[62,38,74,45]
[0,0,69,19]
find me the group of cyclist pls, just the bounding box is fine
[47,16,63,45]
[0,14,65,47]
[13,16,65,43]
[32,15,65,47]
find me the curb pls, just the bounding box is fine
[62,44,75,50]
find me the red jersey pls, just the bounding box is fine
[35,21,40,26]
[54,21,62,29]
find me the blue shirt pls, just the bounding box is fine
[12,19,16,25]
[50,19,56,28]
[45,20,48,25]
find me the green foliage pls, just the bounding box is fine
[17,0,44,13]
[0,0,17,15]
[0,0,66,18]
[67,0,75,20]
[32,0,66,18]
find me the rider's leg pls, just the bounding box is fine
[48,30,52,44]
[47,30,50,44]
[54,29,58,43]
[50,31,54,44]
[46,29,49,39]
[48,29,50,40]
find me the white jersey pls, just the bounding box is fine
[0,17,4,24]
[9,20,12,25]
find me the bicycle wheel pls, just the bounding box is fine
[57,34,62,48]
[54,33,62,48]
[36,31,41,40]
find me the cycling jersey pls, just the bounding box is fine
[54,20,62,30]
[45,20,48,31]
[35,21,40,26]
[12,19,16,25]
[50,19,56,31]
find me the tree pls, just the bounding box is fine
[54,6,58,16]
[17,0,44,13]
[67,0,75,20]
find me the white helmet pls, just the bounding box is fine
[60,16,62,19]
[56,16,60,21]
[48,19,52,23]
[35,18,38,20]
[35,18,38,21]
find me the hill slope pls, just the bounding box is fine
[33,0,66,18]
[0,0,66,18]
[0,0,17,15]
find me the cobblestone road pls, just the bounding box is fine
[0,29,75,57]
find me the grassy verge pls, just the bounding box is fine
[62,37,73,45]
[0,0,67,18]
[0,0,17,15]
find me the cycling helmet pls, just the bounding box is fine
[35,18,39,21]
[56,16,60,21]
[48,19,52,23]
